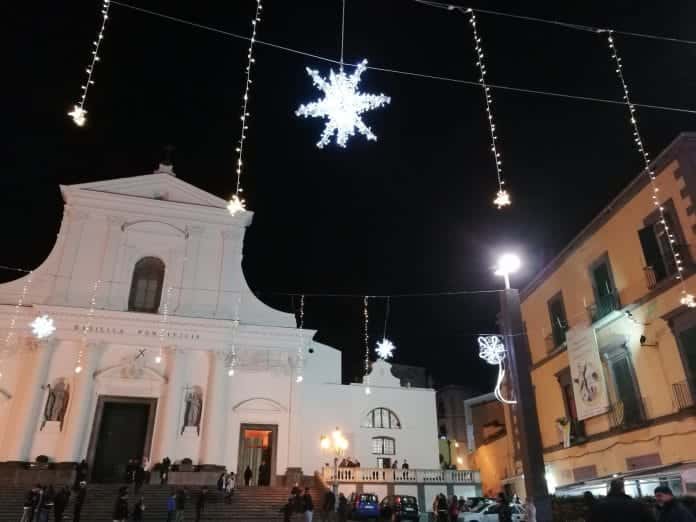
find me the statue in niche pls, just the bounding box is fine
[41,379,70,430]
[182,386,203,435]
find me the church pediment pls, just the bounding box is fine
[62,168,228,208]
[94,357,167,383]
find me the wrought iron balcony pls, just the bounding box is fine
[673,381,695,411]
[588,292,621,323]
[608,396,647,430]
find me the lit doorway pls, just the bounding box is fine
[237,424,277,486]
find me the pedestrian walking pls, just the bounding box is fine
[54,485,71,521]
[37,485,54,522]
[132,496,146,521]
[449,494,459,522]
[244,465,253,486]
[134,464,146,494]
[655,486,696,522]
[73,482,87,522]
[321,489,336,521]
[280,497,294,522]
[166,491,176,522]
[435,493,448,522]
[337,493,348,522]
[175,488,186,522]
[496,493,512,522]
[216,472,225,492]
[303,487,314,522]
[112,488,129,522]
[588,478,655,522]
[225,472,235,502]
[19,485,40,522]
[160,457,171,486]
[195,487,208,522]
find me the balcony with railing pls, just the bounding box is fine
[322,466,480,485]
[673,381,695,411]
[644,244,695,290]
[587,292,621,324]
[608,396,648,430]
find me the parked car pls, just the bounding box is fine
[348,493,380,520]
[379,494,420,521]
[458,503,526,522]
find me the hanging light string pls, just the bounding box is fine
[339,0,346,70]
[382,297,390,340]
[604,31,695,308]
[68,0,111,127]
[75,278,101,373]
[0,272,33,379]
[155,285,173,364]
[227,0,263,216]
[295,294,306,383]
[107,1,696,117]
[375,297,396,360]
[363,296,372,394]
[466,9,509,209]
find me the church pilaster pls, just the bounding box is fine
[200,350,229,466]
[152,347,188,464]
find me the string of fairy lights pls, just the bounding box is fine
[363,296,371,395]
[226,0,264,217]
[296,294,306,383]
[68,0,111,127]
[466,8,510,209]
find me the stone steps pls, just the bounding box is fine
[0,482,327,521]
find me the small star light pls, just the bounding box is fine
[493,189,511,209]
[295,60,391,148]
[227,194,246,216]
[30,315,56,339]
[375,338,395,360]
[681,292,696,308]
[68,106,87,127]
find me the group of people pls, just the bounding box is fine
[20,483,84,522]
[337,457,361,468]
[586,478,696,522]
[281,485,322,522]
[216,471,236,502]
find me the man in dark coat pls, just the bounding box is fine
[589,478,655,522]
[54,485,71,521]
[244,465,253,486]
[73,481,87,522]
[74,460,89,490]
[161,456,172,485]
[321,489,336,521]
[20,485,40,522]
[195,486,208,522]
[496,493,512,522]
[175,488,187,522]
[337,493,348,522]
[280,497,294,522]
[112,489,129,522]
[655,486,696,522]
[134,465,146,494]
[303,488,314,520]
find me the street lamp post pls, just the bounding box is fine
[320,427,348,498]
[495,254,552,521]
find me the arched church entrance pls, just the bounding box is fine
[86,396,157,482]
[237,424,278,487]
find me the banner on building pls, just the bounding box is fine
[566,324,609,420]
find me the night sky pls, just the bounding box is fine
[4,1,696,391]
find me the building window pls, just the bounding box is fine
[362,408,401,429]
[128,257,165,313]
[639,202,688,288]
[588,254,620,323]
[547,292,568,348]
[372,436,396,455]
[556,368,585,444]
[665,309,696,406]
[603,345,645,428]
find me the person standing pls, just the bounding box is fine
[391,460,398,470]
[589,479,655,521]
[74,460,89,490]
[53,485,71,521]
[655,486,696,521]
[225,472,235,503]
[303,487,314,522]
[20,485,40,522]
[161,457,172,486]
[436,493,448,522]
[337,493,348,522]
[524,497,537,522]
[112,488,129,522]
[258,461,268,486]
[38,485,55,522]
[321,489,336,521]
[280,497,294,522]
[73,481,87,522]
[134,464,146,494]
[244,465,253,487]
[496,493,512,522]
[132,496,146,521]
[449,494,459,522]
[195,487,208,522]
[166,491,176,522]
[402,460,409,470]
[217,472,225,492]
[175,488,186,522]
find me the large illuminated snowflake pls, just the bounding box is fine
[30,315,56,339]
[477,335,516,404]
[375,338,395,360]
[295,60,391,148]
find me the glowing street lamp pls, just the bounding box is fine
[494,253,521,290]
[321,427,348,498]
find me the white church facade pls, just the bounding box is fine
[0,163,449,490]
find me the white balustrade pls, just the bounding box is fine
[322,467,480,484]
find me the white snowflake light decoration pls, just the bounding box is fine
[68,106,87,127]
[477,335,516,404]
[227,194,246,216]
[493,189,511,209]
[375,338,395,360]
[30,315,56,339]
[681,292,696,308]
[296,60,391,148]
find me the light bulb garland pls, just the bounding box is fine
[604,31,695,308]
[363,296,371,395]
[477,335,516,404]
[0,271,33,379]
[466,9,510,209]
[228,0,263,216]
[295,294,306,383]
[76,279,101,374]
[68,0,111,127]
[155,285,173,364]
[375,297,395,360]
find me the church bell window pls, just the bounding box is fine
[128,257,165,313]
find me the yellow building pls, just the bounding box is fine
[516,132,696,496]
